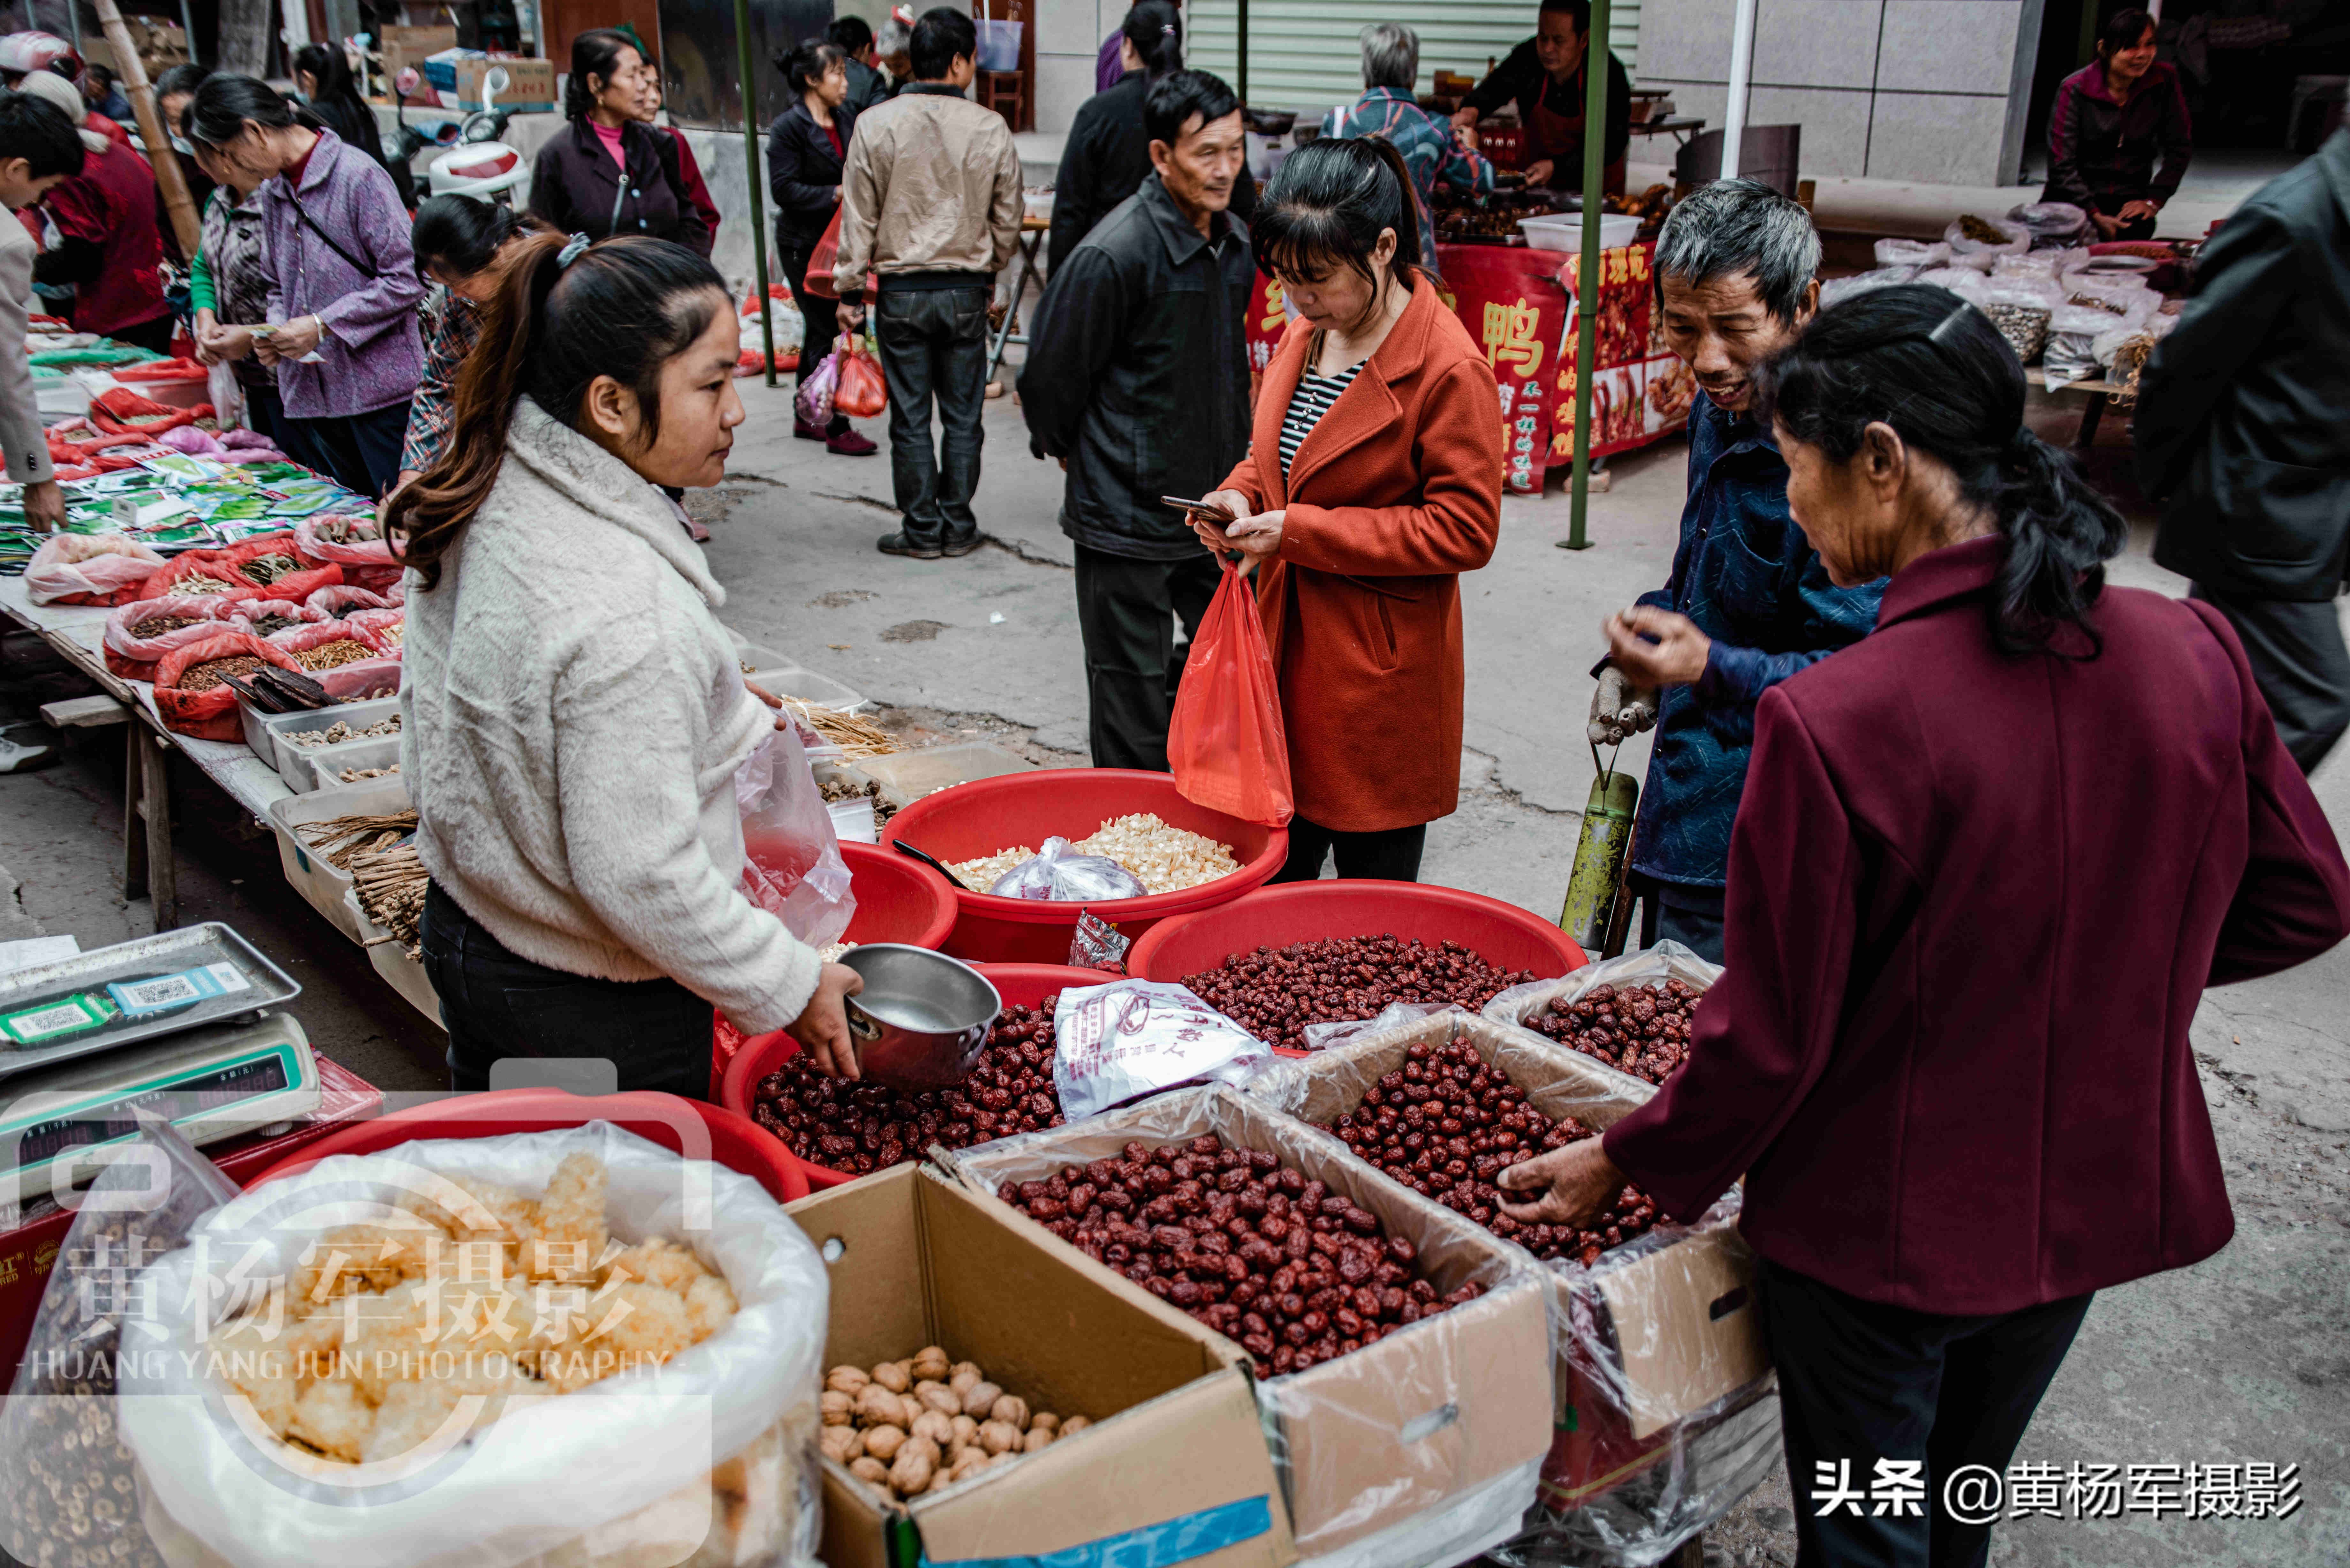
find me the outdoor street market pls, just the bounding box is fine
[0,3,2346,1568]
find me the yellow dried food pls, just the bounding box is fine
[287,1378,373,1463]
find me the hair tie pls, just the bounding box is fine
[1162,23,1174,32]
[1928,302,1971,344]
[558,233,591,269]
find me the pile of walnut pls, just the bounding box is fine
[211,1152,738,1466]
[820,1350,1090,1500]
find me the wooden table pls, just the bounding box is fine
[986,213,1052,381]
[0,575,289,931]
[2026,366,2129,449]
[1628,114,1707,148]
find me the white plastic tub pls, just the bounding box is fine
[1519,213,1641,253]
[345,886,443,1028]
[258,696,402,789]
[305,735,402,792]
[266,777,410,943]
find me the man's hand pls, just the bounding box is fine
[835,299,866,332]
[1450,105,1480,132]
[1496,1138,1626,1227]
[1587,665,1658,745]
[2116,199,2159,225]
[1604,604,1711,688]
[22,479,63,533]
[786,961,868,1079]
[1523,158,1555,189]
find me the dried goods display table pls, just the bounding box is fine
[1245,240,1690,495]
[0,573,289,930]
[2026,365,2129,449]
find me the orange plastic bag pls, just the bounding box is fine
[1166,560,1293,826]
[835,337,888,418]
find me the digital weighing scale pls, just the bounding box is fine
[0,1012,322,1211]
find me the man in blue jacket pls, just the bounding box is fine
[1587,179,1884,961]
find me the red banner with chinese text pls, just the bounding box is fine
[1552,241,1694,471]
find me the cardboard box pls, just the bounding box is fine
[785,1165,1295,1568]
[1240,1014,1776,1554]
[379,25,458,87]
[427,55,557,111]
[946,1086,1554,1564]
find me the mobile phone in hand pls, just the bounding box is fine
[1161,494,1236,524]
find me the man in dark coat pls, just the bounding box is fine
[2136,127,2350,773]
[1019,70,1251,770]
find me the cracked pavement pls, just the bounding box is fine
[2,379,2345,1564]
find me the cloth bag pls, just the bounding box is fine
[1166,560,1293,826]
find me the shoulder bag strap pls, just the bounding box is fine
[287,189,381,280]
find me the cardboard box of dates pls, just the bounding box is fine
[785,1164,1296,1568]
[943,1084,1554,1568]
[1482,940,1725,1094]
[1243,1012,1779,1565]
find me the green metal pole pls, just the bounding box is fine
[1237,0,1249,104]
[737,0,779,387]
[1563,0,1611,551]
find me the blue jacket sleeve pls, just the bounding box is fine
[1697,549,1882,704]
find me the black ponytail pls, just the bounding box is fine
[775,40,845,98]
[412,194,544,278]
[1122,1,1183,79]
[1253,134,1424,292]
[387,233,728,588]
[185,72,325,148]
[1757,283,2127,657]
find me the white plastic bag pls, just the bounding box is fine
[1818,266,1915,308]
[989,836,1147,901]
[115,1121,829,1568]
[1943,214,2030,259]
[1051,978,1273,1119]
[1871,237,1947,269]
[24,532,165,604]
[2005,200,2089,246]
[1914,266,1988,300]
[736,720,857,947]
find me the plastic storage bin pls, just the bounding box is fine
[243,1087,810,1203]
[855,742,1035,809]
[345,885,442,1028]
[882,768,1287,963]
[1519,213,1642,252]
[721,963,1111,1188]
[305,735,401,791]
[266,776,410,941]
[244,693,400,786]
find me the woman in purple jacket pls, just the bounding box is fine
[1497,286,2350,1567]
[186,75,424,497]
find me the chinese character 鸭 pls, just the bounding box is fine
[1481,297,1544,377]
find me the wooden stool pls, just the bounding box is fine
[976,70,1031,132]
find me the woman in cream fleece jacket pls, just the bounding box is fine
[390,231,863,1094]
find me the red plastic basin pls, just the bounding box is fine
[721,963,1111,1189]
[837,839,959,950]
[1126,881,1588,1028]
[242,1089,809,1203]
[883,768,1288,963]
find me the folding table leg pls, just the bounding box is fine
[140,727,177,930]
[121,721,148,901]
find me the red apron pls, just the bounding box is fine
[1527,69,1626,196]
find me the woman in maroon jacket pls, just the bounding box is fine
[1498,286,2350,1568]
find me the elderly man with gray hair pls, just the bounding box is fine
[1584,178,1884,962]
[1319,22,1493,270]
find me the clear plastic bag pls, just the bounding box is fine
[988,836,1148,901]
[793,345,840,429]
[1871,237,1947,269]
[1817,266,1915,308]
[1914,266,1988,299]
[103,592,249,680]
[0,1116,236,1568]
[944,1084,1554,1566]
[1049,978,1272,1119]
[736,720,857,947]
[2006,199,2089,247]
[1485,942,1725,1098]
[1943,214,2030,259]
[114,1121,829,1568]
[24,532,166,605]
[1239,1013,1773,1568]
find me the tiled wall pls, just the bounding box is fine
[1034,0,1112,133]
[1636,0,2044,186]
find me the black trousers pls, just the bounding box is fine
[1634,875,1727,963]
[240,380,295,456]
[1073,544,1222,770]
[2190,583,2350,773]
[419,882,714,1098]
[1763,1260,2092,1568]
[873,284,989,545]
[281,398,413,499]
[775,234,848,434]
[109,312,176,354]
[1272,817,1427,883]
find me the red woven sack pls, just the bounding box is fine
[152,631,307,741]
[112,358,211,383]
[102,593,247,682]
[1166,560,1294,826]
[88,386,213,437]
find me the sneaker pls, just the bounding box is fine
[939,531,984,557]
[876,531,944,559]
[826,428,878,456]
[793,418,828,441]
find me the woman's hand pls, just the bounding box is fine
[1603,605,1711,688]
[2090,211,2124,240]
[205,323,257,363]
[193,308,220,366]
[258,315,323,364]
[787,961,868,1078]
[1195,504,1283,577]
[376,470,421,526]
[1495,1138,1626,1227]
[2115,199,2159,226]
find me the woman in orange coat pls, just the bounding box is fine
[1194,138,1503,881]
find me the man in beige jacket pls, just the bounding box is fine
[833,6,1021,558]
[0,90,80,533]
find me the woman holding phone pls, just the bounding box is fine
[1190,138,1502,882]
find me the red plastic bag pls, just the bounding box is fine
[24,534,166,606]
[834,336,887,418]
[801,205,845,299]
[103,593,247,681]
[88,386,213,437]
[152,631,307,741]
[1166,561,1293,826]
[136,534,341,606]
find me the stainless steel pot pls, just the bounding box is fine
[839,945,1002,1089]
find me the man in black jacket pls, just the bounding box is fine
[1451,0,1631,194]
[1020,70,1251,770]
[2136,128,2350,773]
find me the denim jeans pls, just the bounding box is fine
[873,284,989,544]
[419,882,714,1097]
